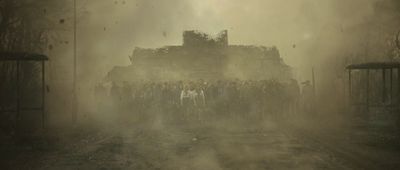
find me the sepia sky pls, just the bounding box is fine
[70,0,383,81]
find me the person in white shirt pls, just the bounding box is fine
[180,84,198,120]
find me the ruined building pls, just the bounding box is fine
[107,30,292,82]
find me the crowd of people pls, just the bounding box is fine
[94,79,313,124]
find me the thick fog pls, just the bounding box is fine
[43,0,396,120]
[68,0,393,81]
[2,0,400,169]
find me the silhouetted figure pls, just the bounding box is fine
[301,80,314,114]
[94,83,107,114]
[121,81,133,115]
[95,79,304,124]
[287,79,300,116]
[110,82,122,114]
[195,84,206,122]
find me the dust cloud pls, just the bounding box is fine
[73,0,387,80]
[2,0,400,169]
[55,1,400,169]
[65,0,399,121]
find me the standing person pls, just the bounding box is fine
[171,83,181,122]
[226,81,239,119]
[136,83,147,121]
[94,83,107,114]
[130,83,139,119]
[260,82,270,120]
[180,83,197,121]
[301,80,314,114]
[142,83,153,120]
[180,84,190,121]
[195,84,206,122]
[287,79,300,116]
[204,81,217,121]
[161,82,172,122]
[152,83,163,111]
[220,81,230,118]
[240,81,251,120]
[248,81,260,120]
[110,82,122,115]
[215,80,225,118]
[121,81,133,116]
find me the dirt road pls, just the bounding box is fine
[1,120,399,170]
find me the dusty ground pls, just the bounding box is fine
[1,118,400,170]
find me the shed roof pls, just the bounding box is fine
[346,62,400,70]
[0,52,48,61]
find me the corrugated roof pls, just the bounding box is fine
[346,62,400,69]
[0,52,48,61]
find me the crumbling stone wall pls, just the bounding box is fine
[183,30,228,47]
[108,30,291,82]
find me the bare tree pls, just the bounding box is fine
[0,0,70,132]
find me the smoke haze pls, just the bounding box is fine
[69,0,392,82]
[2,1,400,169]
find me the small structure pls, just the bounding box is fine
[346,62,400,112]
[0,52,48,129]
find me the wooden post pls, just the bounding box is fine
[366,69,370,113]
[312,67,316,114]
[349,69,352,105]
[383,69,386,103]
[312,67,316,96]
[16,60,20,128]
[390,68,393,106]
[398,68,400,129]
[398,68,400,109]
[41,61,45,128]
[73,0,78,124]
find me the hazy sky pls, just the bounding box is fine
[70,0,382,81]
